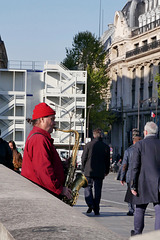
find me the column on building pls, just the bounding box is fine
[147,11,151,24]
[127,66,134,109]
[151,11,156,22]
[154,0,158,8]
[149,0,153,10]
[156,6,160,20]
[116,67,122,109]
[135,65,141,108]
[110,68,118,108]
[143,63,150,100]
[145,0,149,12]
[139,15,143,27]
[122,65,131,149]
[122,65,131,108]
[136,65,141,131]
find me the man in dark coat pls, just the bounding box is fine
[130,121,160,235]
[119,136,142,216]
[81,128,110,215]
[0,137,13,169]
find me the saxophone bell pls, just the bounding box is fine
[57,128,88,206]
[63,172,88,206]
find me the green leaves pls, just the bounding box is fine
[154,73,160,99]
[63,31,114,132]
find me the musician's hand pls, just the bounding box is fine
[62,187,72,199]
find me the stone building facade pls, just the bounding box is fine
[101,0,160,157]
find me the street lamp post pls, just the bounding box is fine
[86,103,94,139]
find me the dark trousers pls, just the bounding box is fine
[134,203,160,234]
[84,177,103,213]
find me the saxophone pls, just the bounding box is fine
[57,128,88,206]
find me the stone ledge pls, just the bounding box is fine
[130,230,160,240]
[0,165,123,240]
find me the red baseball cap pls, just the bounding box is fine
[32,103,56,120]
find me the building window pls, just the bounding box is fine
[113,46,119,57]
[132,69,136,108]
[142,40,148,51]
[151,36,156,42]
[142,40,147,45]
[134,43,139,49]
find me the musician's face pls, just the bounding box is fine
[40,115,56,133]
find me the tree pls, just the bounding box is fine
[155,73,160,99]
[63,31,115,132]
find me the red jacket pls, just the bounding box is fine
[21,126,65,195]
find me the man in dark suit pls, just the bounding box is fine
[119,136,142,216]
[130,121,160,235]
[82,128,110,215]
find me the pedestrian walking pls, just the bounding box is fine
[81,128,110,215]
[130,121,160,236]
[118,136,142,216]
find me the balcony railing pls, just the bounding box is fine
[132,19,160,37]
[126,39,160,58]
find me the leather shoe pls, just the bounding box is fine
[86,207,92,213]
[127,211,134,216]
[94,211,100,215]
[131,230,136,236]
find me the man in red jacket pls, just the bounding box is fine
[21,102,71,199]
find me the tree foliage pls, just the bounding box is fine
[155,73,160,99]
[63,31,105,70]
[63,31,115,132]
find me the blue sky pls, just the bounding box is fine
[1,0,127,62]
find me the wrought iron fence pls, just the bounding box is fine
[126,39,160,58]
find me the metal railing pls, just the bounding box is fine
[1,120,14,133]
[8,60,45,70]
[126,39,160,58]
[0,96,14,112]
[132,19,160,37]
